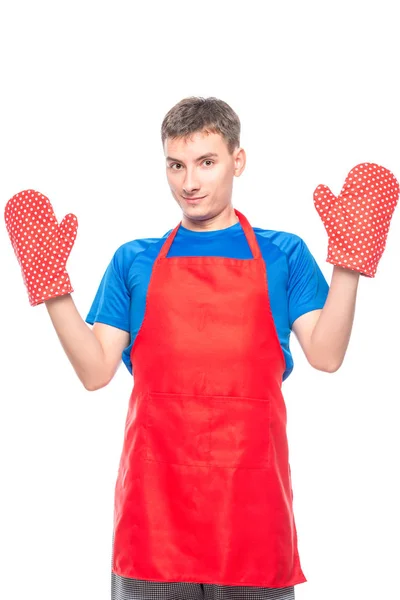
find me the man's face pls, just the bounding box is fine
[164,131,245,224]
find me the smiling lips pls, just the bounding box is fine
[183,196,205,203]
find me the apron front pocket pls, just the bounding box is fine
[144,392,270,469]
[145,392,211,466]
[209,395,270,469]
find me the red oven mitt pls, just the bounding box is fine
[314,163,399,277]
[4,189,78,306]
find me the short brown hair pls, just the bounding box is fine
[161,96,241,154]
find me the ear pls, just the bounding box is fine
[233,147,246,177]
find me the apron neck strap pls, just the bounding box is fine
[158,209,261,259]
[234,209,261,259]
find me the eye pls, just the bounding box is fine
[203,159,214,167]
[169,163,183,170]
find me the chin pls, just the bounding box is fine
[180,203,205,215]
[183,208,212,221]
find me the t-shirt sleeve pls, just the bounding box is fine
[287,236,329,328]
[85,247,131,332]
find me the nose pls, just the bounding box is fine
[182,167,200,195]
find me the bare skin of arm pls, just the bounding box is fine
[45,294,130,391]
[292,266,360,373]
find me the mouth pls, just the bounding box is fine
[182,196,206,204]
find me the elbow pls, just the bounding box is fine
[309,356,344,373]
[83,381,104,392]
[81,374,112,392]
[319,363,342,374]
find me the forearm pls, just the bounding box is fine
[310,266,360,371]
[44,294,108,390]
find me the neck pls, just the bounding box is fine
[181,206,239,232]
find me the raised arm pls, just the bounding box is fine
[292,267,359,372]
[45,294,129,390]
[293,163,399,373]
[4,189,129,390]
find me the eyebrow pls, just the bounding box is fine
[166,152,219,163]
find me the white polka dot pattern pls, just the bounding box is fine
[314,163,399,277]
[4,189,78,306]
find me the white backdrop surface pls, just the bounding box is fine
[1,1,399,599]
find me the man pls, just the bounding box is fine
[5,97,399,600]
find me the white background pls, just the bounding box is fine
[1,1,399,599]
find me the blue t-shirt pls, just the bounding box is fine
[85,221,329,381]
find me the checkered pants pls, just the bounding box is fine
[111,573,295,600]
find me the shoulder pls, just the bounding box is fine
[111,232,171,276]
[253,226,306,263]
[253,229,328,304]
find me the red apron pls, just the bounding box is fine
[112,209,306,588]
